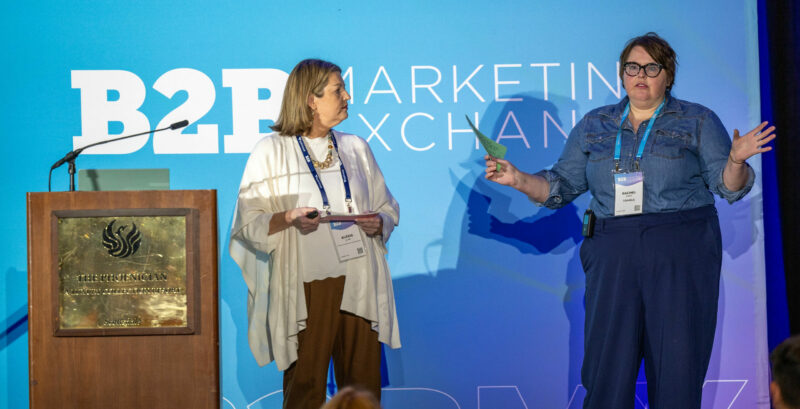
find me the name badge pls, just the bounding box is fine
[614,172,643,216]
[329,222,366,262]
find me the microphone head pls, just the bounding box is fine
[170,120,190,130]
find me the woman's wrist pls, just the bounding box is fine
[269,211,290,235]
[510,170,527,191]
[728,152,745,165]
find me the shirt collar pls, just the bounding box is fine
[661,92,681,114]
[604,93,679,121]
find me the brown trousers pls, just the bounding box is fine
[282,276,381,409]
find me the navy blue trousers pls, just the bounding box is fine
[579,206,722,409]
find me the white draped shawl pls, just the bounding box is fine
[229,131,401,370]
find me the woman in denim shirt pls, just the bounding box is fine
[485,33,775,409]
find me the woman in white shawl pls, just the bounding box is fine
[229,59,400,409]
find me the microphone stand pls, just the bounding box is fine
[49,120,189,192]
[68,160,76,191]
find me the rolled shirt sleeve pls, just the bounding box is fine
[698,110,755,203]
[530,118,590,209]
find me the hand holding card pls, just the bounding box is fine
[466,115,507,171]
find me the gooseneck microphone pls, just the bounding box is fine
[48,120,190,192]
[169,119,189,130]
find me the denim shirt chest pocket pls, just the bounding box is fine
[649,128,695,159]
[584,131,617,162]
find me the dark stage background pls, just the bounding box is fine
[759,0,800,348]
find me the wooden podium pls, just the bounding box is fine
[27,190,219,409]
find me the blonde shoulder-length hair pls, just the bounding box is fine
[271,59,342,136]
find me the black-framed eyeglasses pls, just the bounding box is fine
[623,62,663,78]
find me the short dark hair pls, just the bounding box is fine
[772,335,800,408]
[619,32,678,91]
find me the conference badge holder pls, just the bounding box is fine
[330,222,366,262]
[611,99,665,217]
[613,170,644,216]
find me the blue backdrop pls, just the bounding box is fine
[1,1,770,408]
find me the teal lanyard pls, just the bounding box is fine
[613,98,665,171]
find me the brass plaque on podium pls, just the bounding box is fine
[52,209,198,336]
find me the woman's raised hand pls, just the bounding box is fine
[730,121,776,164]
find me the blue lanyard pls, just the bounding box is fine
[296,131,353,214]
[614,98,665,171]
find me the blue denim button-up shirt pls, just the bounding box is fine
[535,95,755,218]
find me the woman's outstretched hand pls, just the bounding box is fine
[484,154,551,202]
[730,121,776,164]
[485,155,521,188]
